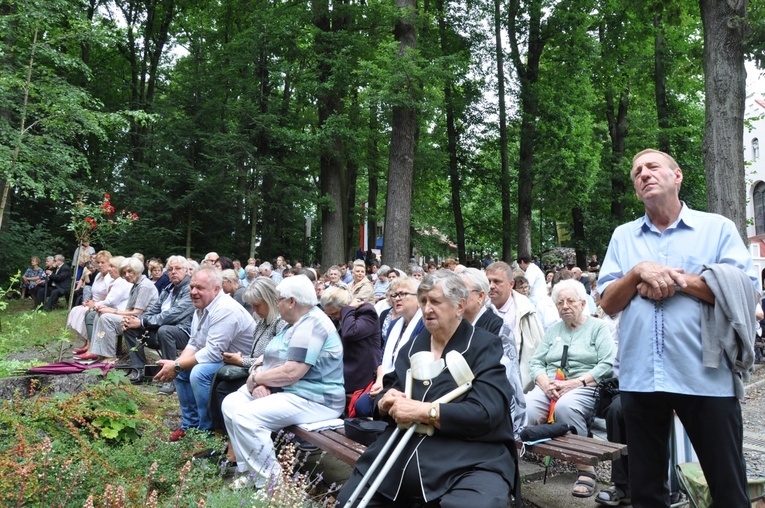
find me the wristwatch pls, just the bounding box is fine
[578,376,587,387]
[174,361,182,373]
[428,404,438,426]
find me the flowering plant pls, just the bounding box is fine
[67,193,139,244]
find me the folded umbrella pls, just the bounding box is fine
[547,345,568,424]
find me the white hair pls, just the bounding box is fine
[276,275,317,306]
[551,279,587,304]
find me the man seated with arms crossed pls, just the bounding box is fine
[154,265,256,441]
[120,255,195,394]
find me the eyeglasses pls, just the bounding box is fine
[516,285,529,290]
[556,298,580,308]
[391,292,416,300]
[278,296,291,303]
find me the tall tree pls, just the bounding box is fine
[495,0,513,262]
[314,0,350,267]
[700,0,749,239]
[108,0,178,181]
[507,0,549,258]
[383,0,419,268]
[438,0,466,264]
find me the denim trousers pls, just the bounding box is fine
[175,361,223,431]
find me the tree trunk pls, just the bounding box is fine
[653,7,671,154]
[383,0,418,269]
[346,156,359,262]
[367,106,380,256]
[185,207,192,259]
[439,0,465,264]
[700,0,749,240]
[314,0,348,267]
[508,0,545,259]
[115,0,176,182]
[572,206,586,268]
[605,88,630,222]
[0,21,36,231]
[495,0,512,262]
[249,180,259,260]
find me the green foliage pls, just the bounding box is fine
[0,0,125,203]
[0,213,68,285]
[0,0,728,268]
[0,380,335,507]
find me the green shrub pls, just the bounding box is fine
[0,214,68,286]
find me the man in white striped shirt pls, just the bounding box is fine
[155,266,255,440]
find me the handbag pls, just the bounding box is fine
[215,364,249,381]
[347,380,375,418]
[344,418,388,446]
[594,377,620,418]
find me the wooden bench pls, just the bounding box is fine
[287,425,627,468]
[518,433,627,466]
[288,425,367,467]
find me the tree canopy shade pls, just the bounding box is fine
[0,0,760,282]
[0,0,135,229]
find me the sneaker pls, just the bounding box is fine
[670,492,685,507]
[169,429,186,442]
[229,475,253,490]
[158,382,175,395]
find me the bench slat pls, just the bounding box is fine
[518,441,601,466]
[517,434,627,466]
[543,435,627,459]
[288,425,366,467]
[288,424,627,470]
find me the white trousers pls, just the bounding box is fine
[222,385,340,488]
[66,306,90,341]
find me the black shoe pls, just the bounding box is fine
[295,437,319,453]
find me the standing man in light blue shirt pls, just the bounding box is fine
[155,265,255,441]
[598,149,758,508]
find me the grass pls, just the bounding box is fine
[0,296,342,507]
[0,298,74,377]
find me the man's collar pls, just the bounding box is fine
[637,201,692,232]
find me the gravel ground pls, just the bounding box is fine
[521,364,765,500]
[742,364,765,479]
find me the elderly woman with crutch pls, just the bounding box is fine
[338,270,520,508]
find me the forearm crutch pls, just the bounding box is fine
[344,351,475,508]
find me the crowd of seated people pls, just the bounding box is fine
[49,246,620,502]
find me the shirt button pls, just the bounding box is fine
[423,380,430,386]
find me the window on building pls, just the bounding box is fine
[755,182,765,235]
[754,138,760,160]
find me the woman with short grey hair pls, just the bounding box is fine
[221,269,240,297]
[222,275,345,489]
[525,277,614,498]
[406,263,425,281]
[210,277,288,447]
[417,269,469,307]
[78,256,158,363]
